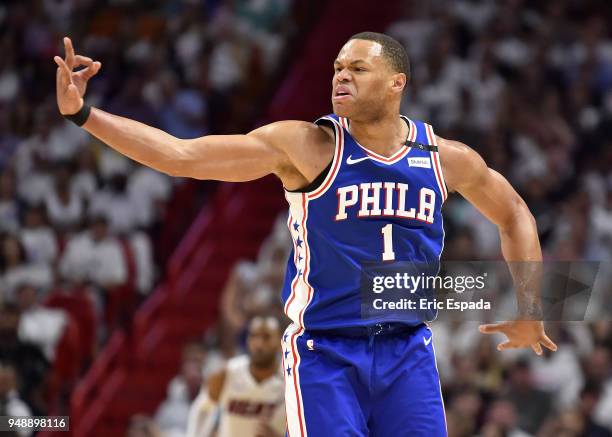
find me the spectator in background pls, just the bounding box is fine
[105,75,159,127]
[207,9,253,95]
[234,0,290,72]
[129,230,155,296]
[156,69,209,140]
[504,359,553,435]
[474,336,503,393]
[127,415,163,437]
[127,165,172,229]
[16,103,88,172]
[530,335,584,409]
[592,322,612,350]
[44,163,84,231]
[585,347,612,430]
[0,49,20,102]
[0,233,53,299]
[590,191,612,258]
[89,173,141,233]
[59,215,127,290]
[0,104,20,169]
[70,147,99,202]
[220,215,289,357]
[155,342,207,437]
[446,353,480,397]
[479,399,530,437]
[0,171,21,234]
[447,387,482,437]
[0,362,32,437]
[0,303,49,416]
[14,147,53,207]
[19,204,58,266]
[15,284,67,361]
[44,116,89,164]
[540,407,590,437]
[578,382,612,437]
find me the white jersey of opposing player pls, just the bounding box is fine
[218,355,285,437]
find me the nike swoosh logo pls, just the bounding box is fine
[346,155,370,165]
[423,336,433,346]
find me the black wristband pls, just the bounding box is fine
[63,104,92,126]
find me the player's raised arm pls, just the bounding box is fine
[438,137,557,356]
[54,37,324,185]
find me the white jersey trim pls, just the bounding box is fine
[282,192,314,436]
[283,323,308,437]
[425,123,448,202]
[308,116,344,200]
[283,193,314,327]
[282,116,344,201]
[426,326,448,434]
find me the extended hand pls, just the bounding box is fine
[478,320,557,355]
[53,37,101,115]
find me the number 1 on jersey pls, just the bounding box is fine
[381,224,395,261]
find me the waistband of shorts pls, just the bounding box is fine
[307,322,424,338]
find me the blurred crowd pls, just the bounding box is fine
[1,0,611,436]
[388,0,612,264]
[0,0,295,427]
[390,3,612,433]
[386,3,612,433]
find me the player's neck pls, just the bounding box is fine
[348,112,407,157]
[250,362,277,383]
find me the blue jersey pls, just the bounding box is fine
[281,114,447,330]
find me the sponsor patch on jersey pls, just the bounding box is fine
[408,157,431,168]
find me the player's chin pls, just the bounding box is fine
[332,101,353,118]
[251,354,272,367]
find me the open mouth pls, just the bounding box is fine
[333,88,353,101]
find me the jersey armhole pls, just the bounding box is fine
[285,160,333,193]
[424,123,449,202]
[285,117,337,194]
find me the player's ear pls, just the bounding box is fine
[390,72,407,94]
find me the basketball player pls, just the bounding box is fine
[54,32,558,436]
[186,316,284,437]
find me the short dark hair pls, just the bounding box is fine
[349,32,410,79]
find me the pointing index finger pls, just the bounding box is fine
[64,37,75,69]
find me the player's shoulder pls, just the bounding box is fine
[248,119,336,190]
[248,119,334,152]
[436,136,473,158]
[436,135,488,192]
[226,354,250,371]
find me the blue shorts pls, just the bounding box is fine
[282,323,447,437]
